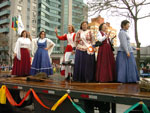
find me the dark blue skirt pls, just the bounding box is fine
[116,51,139,83]
[73,50,96,82]
[30,48,53,76]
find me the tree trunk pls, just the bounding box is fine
[134,19,141,73]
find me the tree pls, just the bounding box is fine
[87,0,150,71]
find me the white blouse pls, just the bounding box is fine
[67,32,75,47]
[96,31,107,42]
[31,38,55,57]
[37,38,48,43]
[14,37,31,60]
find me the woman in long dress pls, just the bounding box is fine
[116,20,140,83]
[55,25,76,80]
[96,23,116,82]
[30,31,55,76]
[73,21,95,82]
[12,30,32,77]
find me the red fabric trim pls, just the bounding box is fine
[57,34,67,40]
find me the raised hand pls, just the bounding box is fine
[106,31,111,38]
[55,28,58,33]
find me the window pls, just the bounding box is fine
[41,12,45,17]
[27,25,29,28]
[32,27,36,34]
[49,23,57,29]
[41,20,45,25]
[27,16,30,20]
[46,7,50,12]
[32,19,36,24]
[45,30,49,35]
[41,4,46,9]
[32,3,37,10]
[38,4,41,8]
[18,0,23,4]
[55,0,61,2]
[32,11,37,17]
[50,9,60,15]
[49,2,61,8]
[45,14,50,19]
[46,0,50,4]
[17,5,22,11]
[49,16,61,22]
[45,22,50,27]
[27,8,30,11]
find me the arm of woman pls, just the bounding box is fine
[74,31,80,48]
[97,31,107,42]
[132,46,140,51]
[55,28,67,40]
[45,39,55,56]
[119,31,130,57]
[14,38,21,60]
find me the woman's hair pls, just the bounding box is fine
[20,30,28,38]
[99,23,106,31]
[39,31,46,38]
[121,20,130,28]
[80,21,88,30]
[69,25,75,32]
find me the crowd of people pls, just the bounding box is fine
[0,64,12,71]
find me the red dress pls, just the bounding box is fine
[57,33,76,53]
[96,31,116,82]
[11,37,31,77]
[57,33,76,76]
[12,48,31,76]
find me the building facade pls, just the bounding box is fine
[0,0,38,65]
[0,0,10,64]
[62,0,88,34]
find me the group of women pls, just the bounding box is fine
[12,20,139,84]
[12,31,55,77]
[11,20,140,113]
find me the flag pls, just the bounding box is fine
[17,15,24,35]
[11,17,18,31]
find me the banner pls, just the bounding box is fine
[17,15,24,35]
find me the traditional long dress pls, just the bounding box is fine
[57,32,76,78]
[12,37,31,77]
[73,30,95,82]
[116,29,139,83]
[30,38,55,76]
[96,31,116,82]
